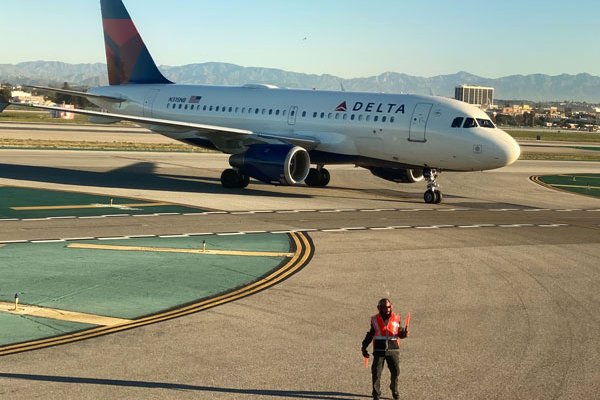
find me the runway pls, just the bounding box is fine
[0,147,599,399]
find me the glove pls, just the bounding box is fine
[399,328,408,339]
[361,348,369,358]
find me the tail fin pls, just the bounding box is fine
[100,0,172,85]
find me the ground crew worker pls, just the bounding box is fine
[361,298,408,400]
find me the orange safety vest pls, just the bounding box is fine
[371,312,401,341]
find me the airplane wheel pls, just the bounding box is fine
[319,168,331,186]
[238,172,250,188]
[305,168,330,187]
[305,168,321,186]
[221,169,247,188]
[434,190,443,204]
[424,189,436,204]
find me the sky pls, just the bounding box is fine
[2,0,599,79]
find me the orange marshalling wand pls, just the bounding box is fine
[405,312,411,336]
[363,357,369,368]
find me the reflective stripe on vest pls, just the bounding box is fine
[371,313,401,340]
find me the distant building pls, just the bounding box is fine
[10,90,45,105]
[455,85,494,108]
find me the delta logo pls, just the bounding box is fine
[335,101,347,112]
[334,101,405,114]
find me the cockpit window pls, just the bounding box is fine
[451,117,464,128]
[463,117,477,128]
[476,118,495,128]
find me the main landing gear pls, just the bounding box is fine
[305,165,330,187]
[220,168,249,188]
[423,168,442,204]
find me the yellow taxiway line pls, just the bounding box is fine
[67,243,295,257]
[0,302,132,326]
[11,202,171,211]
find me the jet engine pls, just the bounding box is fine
[367,167,424,183]
[229,144,311,185]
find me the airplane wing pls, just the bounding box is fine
[24,85,125,103]
[0,98,320,152]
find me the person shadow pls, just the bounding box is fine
[0,372,370,399]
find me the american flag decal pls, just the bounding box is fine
[189,95,202,104]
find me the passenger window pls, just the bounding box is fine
[215,106,219,111]
[283,110,287,116]
[350,114,355,120]
[358,115,363,121]
[335,113,340,120]
[343,114,348,120]
[320,112,325,118]
[291,110,295,116]
[382,116,387,122]
[451,117,463,127]
[255,109,260,114]
[477,118,495,128]
[390,117,395,123]
[374,116,378,122]
[302,111,306,117]
[313,112,317,118]
[463,118,477,128]
[203,105,207,111]
[235,107,239,113]
[269,109,273,115]
[328,113,332,119]
[179,104,183,109]
[276,110,280,116]
[366,115,371,121]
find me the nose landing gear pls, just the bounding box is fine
[423,168,442,204]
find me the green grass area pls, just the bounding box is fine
[537,174,600,198]
[506,129,600,143]
[519,152,600,162]
[572,146,600,152]
[0,138,209,152]
[1,109,92,124]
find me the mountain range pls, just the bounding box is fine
[2,61,600,103]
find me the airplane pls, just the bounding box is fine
[0,0,520,204]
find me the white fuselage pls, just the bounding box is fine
[91,84,520,171]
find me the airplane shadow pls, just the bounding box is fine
[0,373,370,399]
[0,162,309,199]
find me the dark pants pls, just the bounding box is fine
[371,351,400,399]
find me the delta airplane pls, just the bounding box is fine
[0,0,520,204]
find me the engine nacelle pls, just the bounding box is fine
[368,167,424,183]
[229,144,311,185]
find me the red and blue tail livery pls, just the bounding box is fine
[100,0,172,85]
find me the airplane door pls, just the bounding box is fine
[409,103,432,142]
[287,106,298,125]
[143,89,160,118]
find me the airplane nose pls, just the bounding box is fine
[496,133,520,166]
[480,131,520,169]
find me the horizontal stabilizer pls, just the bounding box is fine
[25,85,124,103]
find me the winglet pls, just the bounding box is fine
[0,93,10,112]
[100,0,173,85]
